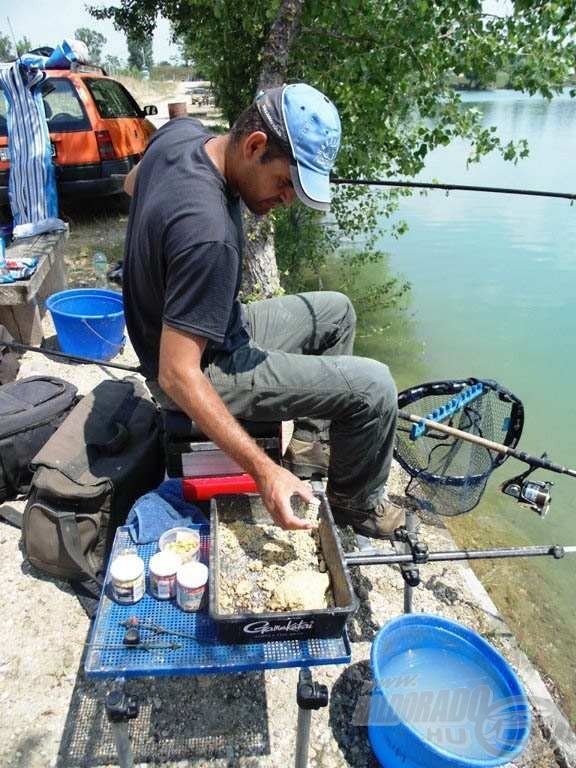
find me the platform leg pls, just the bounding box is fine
[110,721,135,768]
[402,508,419,614]
[105,677,139,768]
[295,707,312,768]
[295,668,329,768]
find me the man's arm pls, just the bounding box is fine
[124,163,139,196]
[158,324,315,530]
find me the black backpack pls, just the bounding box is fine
[0,376,78,503]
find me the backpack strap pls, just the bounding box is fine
[12,498,103,619]
[0,504,23,529]
[51,504,105,616]
[32,500,100,582]
[72,578,103,619]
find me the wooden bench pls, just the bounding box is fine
[0,230,67,345]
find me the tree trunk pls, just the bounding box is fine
[242,0,304,298]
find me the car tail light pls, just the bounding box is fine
[95,130,115,160]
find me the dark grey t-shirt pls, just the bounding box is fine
[123,118,250,378]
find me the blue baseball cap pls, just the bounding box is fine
[255,83,341,211]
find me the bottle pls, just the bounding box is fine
[92,250,108,288]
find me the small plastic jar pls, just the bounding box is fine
[176,561,208,612]
[109,553,145,604]
[159,527,200,564]
[149,551,179,600]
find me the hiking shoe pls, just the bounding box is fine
[283,437,330,478]
[328,497,405,540]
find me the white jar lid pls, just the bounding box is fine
[149,551,180,577]
[110,553,144,582]
[177,561,208,589]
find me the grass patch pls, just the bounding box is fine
[60,200,128,288]
[115,76,177,106]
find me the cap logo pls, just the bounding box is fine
[315,136,339,170]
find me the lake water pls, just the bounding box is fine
[366,90,575,718]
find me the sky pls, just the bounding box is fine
[2,0,180,64]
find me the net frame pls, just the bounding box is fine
[395,378,524,516]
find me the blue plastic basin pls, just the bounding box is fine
[368,614,531,768]
[46,288,125,362]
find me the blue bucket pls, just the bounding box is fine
[46,288,125,362]
[368,615,531,768]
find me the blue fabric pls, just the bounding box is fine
[19,40,90,71]
[0,236,12,283]
[126,481,208,544]
[155,479,199,516]
[0,38,89,237]
[5,253,38,280]
[0,62,65,237]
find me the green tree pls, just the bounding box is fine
[127,33,153,71]
[74,27,107,65]
[0,33,13,60]
[89,0,576,297]
[16,36,32,55]
[103,54,122,74]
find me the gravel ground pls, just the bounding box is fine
[0,307,572,767]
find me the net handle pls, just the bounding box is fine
[410,382,484,439]
[398,411,576,478]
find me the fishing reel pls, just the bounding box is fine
[501,460,553,517]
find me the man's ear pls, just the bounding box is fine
[243,130,268,161]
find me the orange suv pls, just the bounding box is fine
[0,65,157,205]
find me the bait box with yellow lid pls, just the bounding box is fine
[209,493,358,644]
[158,526,200,563]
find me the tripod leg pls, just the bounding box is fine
[105,677,139,768]
[403,508,420,613]
[110,721,134,768]
[295,669,329,768]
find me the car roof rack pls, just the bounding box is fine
[69,62,106,75]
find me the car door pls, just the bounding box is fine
[82,77,154,160]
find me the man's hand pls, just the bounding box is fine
[254,464,317,530]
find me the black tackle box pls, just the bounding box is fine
[209,493,358,643]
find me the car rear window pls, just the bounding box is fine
[41,78,90,132]
[0,79,89,137]
[84,78,142,119]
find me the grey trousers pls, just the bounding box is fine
[155,291,397,510]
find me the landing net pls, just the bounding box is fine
[395,379,524,515]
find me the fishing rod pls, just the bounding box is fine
[398,410,576,480]
[1,339,142,374]
[331,177,576,202]
[394,378,576,521]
